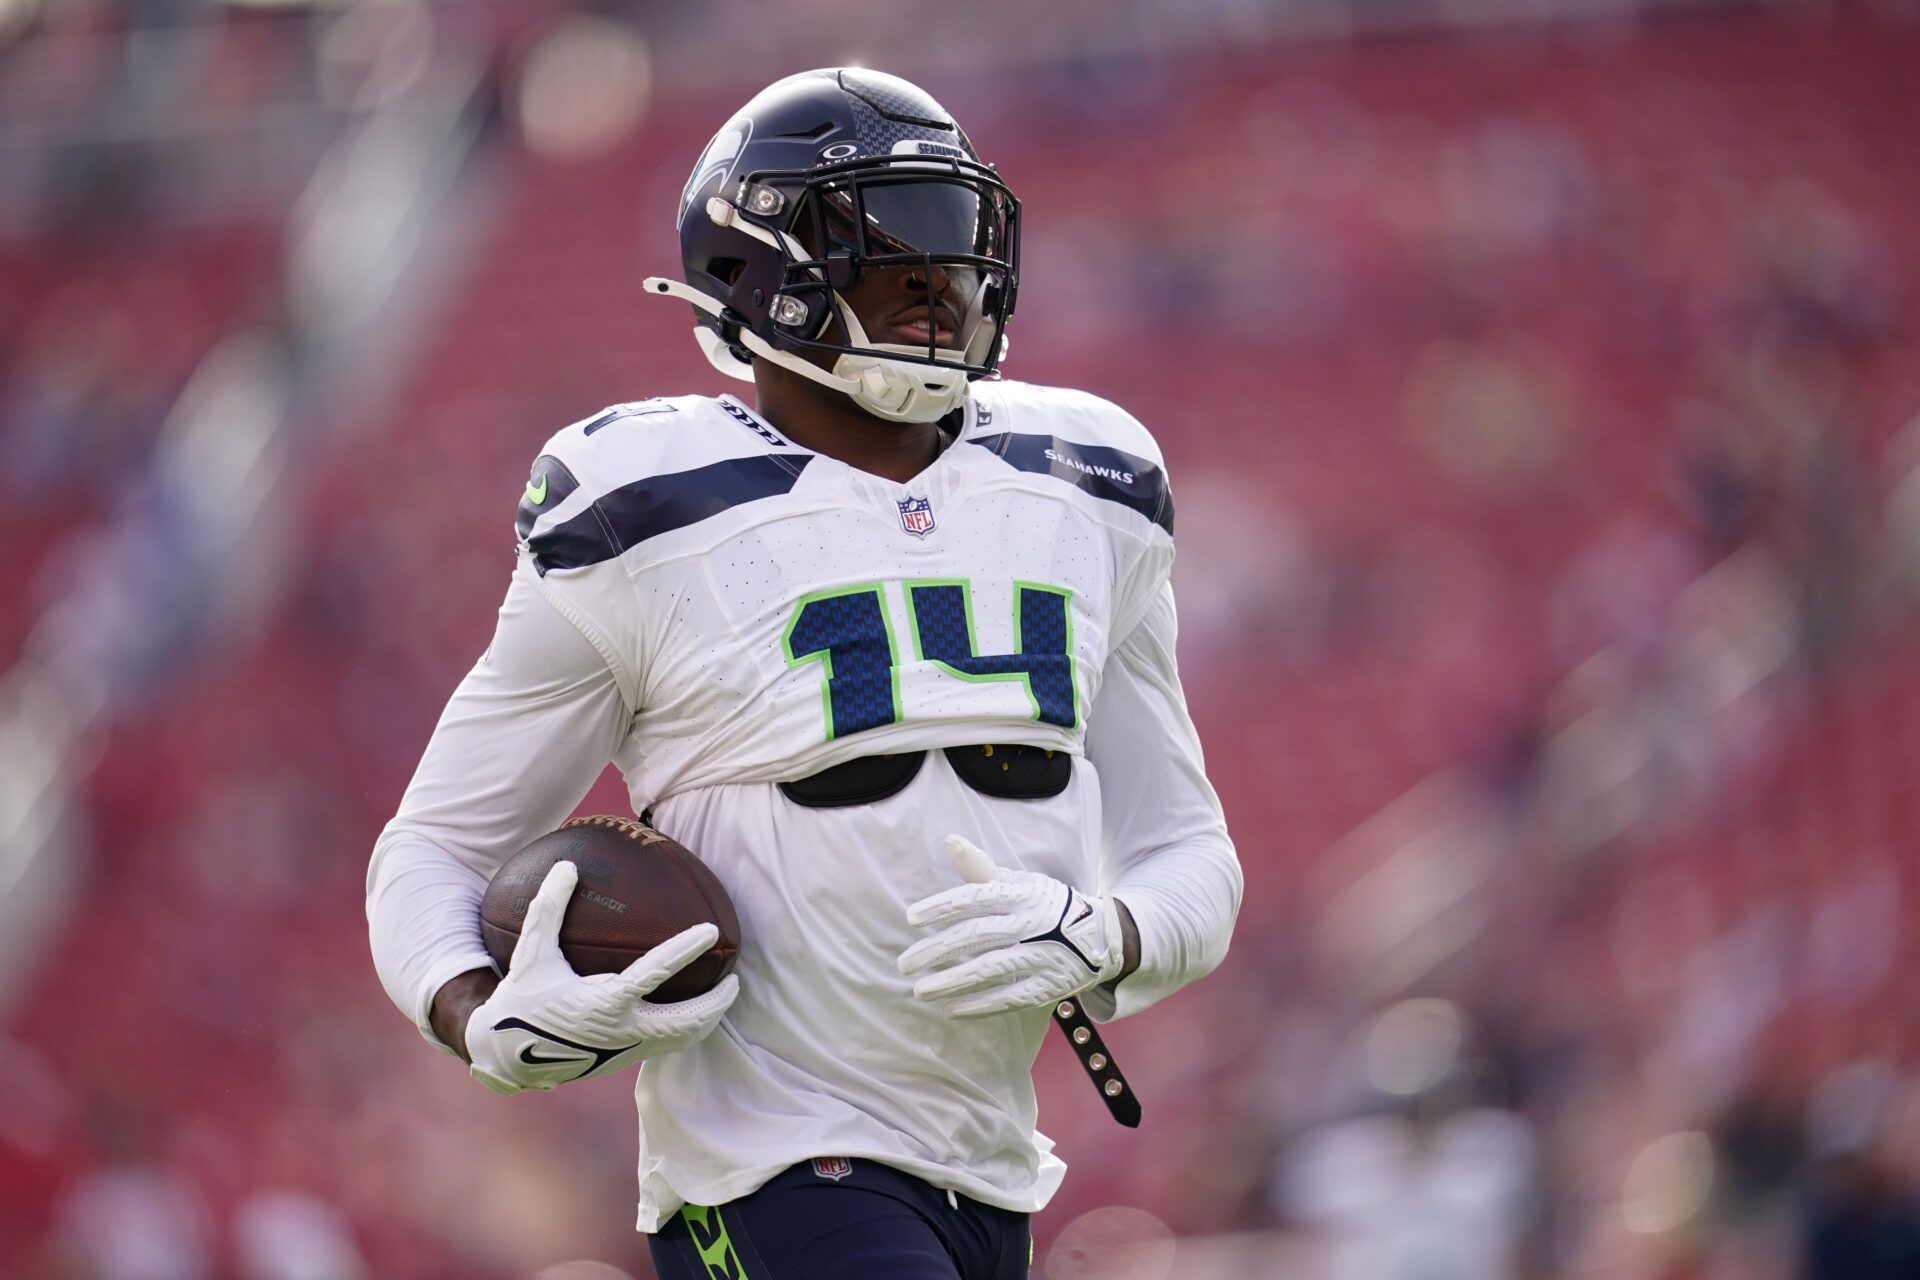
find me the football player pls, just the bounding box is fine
[367,68,1241,1279]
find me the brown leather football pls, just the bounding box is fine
[480,816,740,1003]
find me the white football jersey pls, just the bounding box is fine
[366,380,1241,1230]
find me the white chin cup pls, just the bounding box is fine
[827,345,969,424]
[824,297,972,425]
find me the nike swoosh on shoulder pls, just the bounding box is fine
[525,475,549,504]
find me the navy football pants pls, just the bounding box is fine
[648,1159,1030,1279]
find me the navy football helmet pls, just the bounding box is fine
[644,69,1020,424]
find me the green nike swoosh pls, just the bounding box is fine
[525,475,548,505]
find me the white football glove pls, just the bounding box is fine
[466,861,739,1096]
[898,835,1124,1019]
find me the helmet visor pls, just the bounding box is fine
[761,156,1020,376]
[812,174,1012,262]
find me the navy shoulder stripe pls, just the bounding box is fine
[970,432,1174,534]
[527,454,810,574]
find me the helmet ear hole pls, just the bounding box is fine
[710,258,748,287]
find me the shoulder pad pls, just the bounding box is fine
[548,398,686,467]
[514,451,582,542]
[537,395,796,490]
[967,382,1174,535]
[512,401,676,546]
[973,381,1165,467]
[514,396,811,574]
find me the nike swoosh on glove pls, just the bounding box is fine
[466,860,739,1096]
[898,835,1124,1019]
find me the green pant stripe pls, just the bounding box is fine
[681,1202,751,1280]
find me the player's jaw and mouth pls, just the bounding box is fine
[841,260,963,350]
[887,302,959,349]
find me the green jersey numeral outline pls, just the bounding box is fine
[905,577,1081,729]
[785,579,1079,742]
[781,584,903,741]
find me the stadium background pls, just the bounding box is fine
[3,0,1919,1276]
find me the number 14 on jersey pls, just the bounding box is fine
[783,579,1079,741]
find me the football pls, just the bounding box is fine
[480,816,740,1003]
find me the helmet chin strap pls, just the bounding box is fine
[642,275,978,426]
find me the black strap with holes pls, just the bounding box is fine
[1053,998,1140,1127]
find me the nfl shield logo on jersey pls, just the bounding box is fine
[897,495,936,538]
[811,1157,853,1181]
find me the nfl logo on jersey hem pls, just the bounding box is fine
[811,1157,853,1181]
[897,495,936,538]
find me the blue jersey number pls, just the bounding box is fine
[783,579,1077,741]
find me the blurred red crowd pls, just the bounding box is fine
[3,5,1920,1277]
